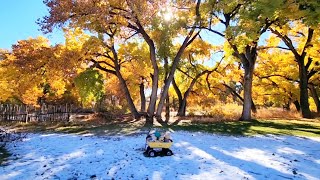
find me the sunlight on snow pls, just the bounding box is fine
[211,147,291,175]
[184,145,253,179]
[0,170,21,179]
[40,134,60,137]
[175,140,254,179]
[2,133,320,179]
[187,146,214,160]
[152,171,163,180]
[277,147,305,155]
[108,166,119,177]
[58,150,85,163]
[96,149,104,155]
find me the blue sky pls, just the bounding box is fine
[0,0,64,50]
[0,1,269,52]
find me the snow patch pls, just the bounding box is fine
[0,132,319,180]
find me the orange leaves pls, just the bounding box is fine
[0,34,86,105]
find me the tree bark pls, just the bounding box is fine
[110,43,141,119]
[165,94,170,122]
[139,81,146,112]
[298,58,312,118]
[164,57,170,122]
[238,45,257,121]
[177,99,187,116]
[220,11,272,121]
[293,100,301,112]
[239,63,255,121]
[309,84,320,113]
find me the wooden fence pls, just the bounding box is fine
[0,104,74,122]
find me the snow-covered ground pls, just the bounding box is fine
[1,132,320,180]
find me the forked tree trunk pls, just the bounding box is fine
[173,70,208,117]
[136,0,200,125]
[155,42,192,118]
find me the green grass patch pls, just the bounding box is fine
[1,118,320,137]
[171,119,320,137]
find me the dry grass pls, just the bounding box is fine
[187,103,242,123]
[185,104,304,124]
[0,112,145,136]
[253,107,301,119]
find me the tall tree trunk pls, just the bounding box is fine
[113,47,140,119]
[298,59,312,118]
[164,57,170,122]
[116,72,140,119]
[139,81,146,112]
[131,0,200,125]
[239,64,254,121]
[165,94,170,122]
[145,37,159,126]
[309,84,320,113]
[238,46,257,121]
[146,68,158,125]
[133,20,159,126]
[177,99,187,116]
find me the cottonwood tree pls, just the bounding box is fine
[262,0,320,117]
[39,0,203,125]
[203,0,281,120]
[269,22,320,117]
[0,31,89,105]
[0,37,60,105]
[74,68,105,107]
